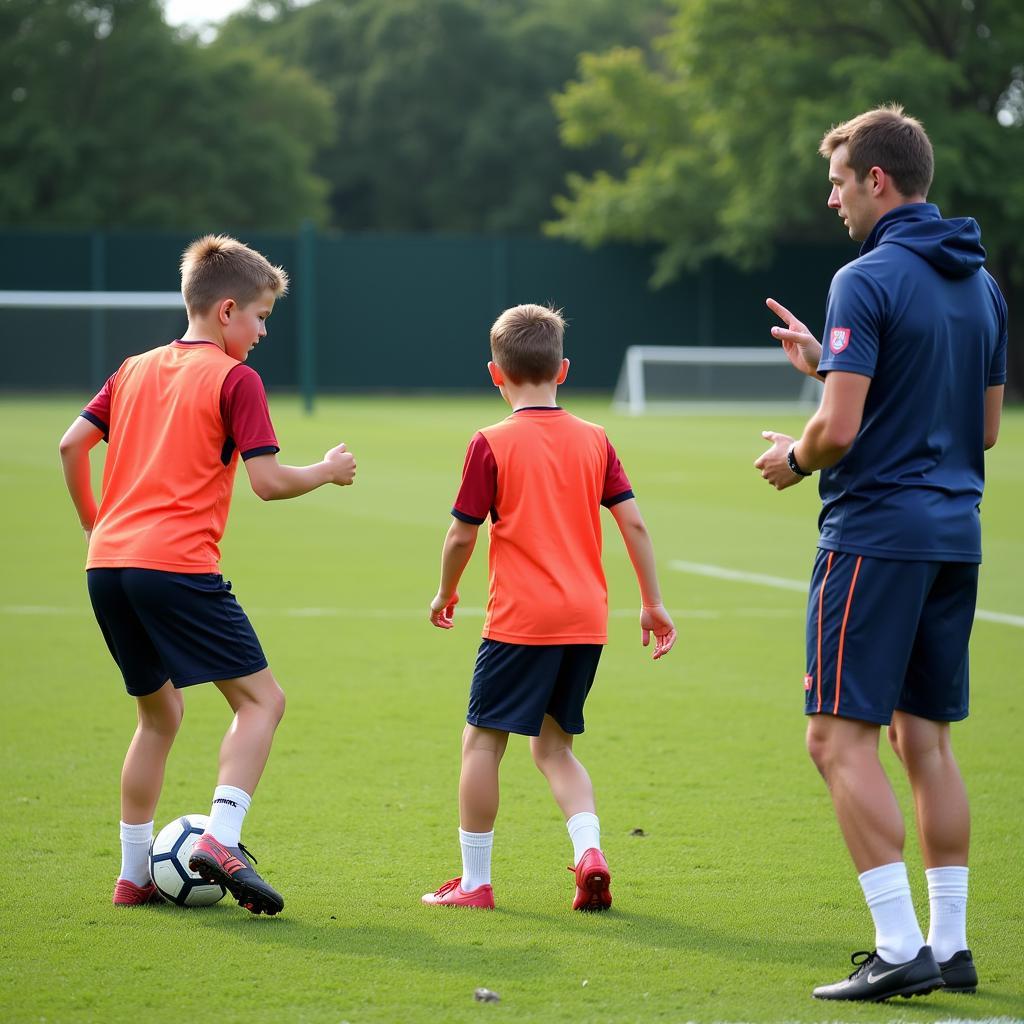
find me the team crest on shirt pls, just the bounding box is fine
[829,327,851,353]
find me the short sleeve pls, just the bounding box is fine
[452,432,497,525]
[81,374,115,439]
[220,365,280,459]
[817,266,885,378]
[988,285,1008,387]
[602,436,634,507]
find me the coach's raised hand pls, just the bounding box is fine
[766,298,822,378]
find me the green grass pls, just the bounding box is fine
[1,395,1022,1024]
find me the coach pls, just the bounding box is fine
[755,105,1006,1002]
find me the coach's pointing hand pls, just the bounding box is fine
[325,442,357,486]
[766,298,822,378]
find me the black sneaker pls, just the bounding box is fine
[938,949,978,993]
[813,946,944,1002]
[188,834,284,916]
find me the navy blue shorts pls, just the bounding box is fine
[87,569,268,697]
[804,550,978,725]
[467,639,603,736]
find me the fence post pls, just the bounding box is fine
[297,220,316,414]
[90,231,107,389]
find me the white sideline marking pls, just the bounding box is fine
[2,604,789,620]
[670,560,1024,628]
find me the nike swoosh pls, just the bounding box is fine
[867,966,904,983]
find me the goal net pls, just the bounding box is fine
[613,345,822,414]
[0,290,185,391]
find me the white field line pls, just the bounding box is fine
[670,560,1024,628]
[1,604,792,620]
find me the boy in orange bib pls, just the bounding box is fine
[422,304,676,911]
[59,235,357,914]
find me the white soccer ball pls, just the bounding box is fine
[150,814,226,907]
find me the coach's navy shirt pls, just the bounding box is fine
[816,203,1007,562]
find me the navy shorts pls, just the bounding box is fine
[467,639,603,736]
[87,569,268,697]
[804,550,978,725]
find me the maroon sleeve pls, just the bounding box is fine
[452,432,497,524]
[81,374,115,438]
[220,365,280,459]
[602,436,634,507]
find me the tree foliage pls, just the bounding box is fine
[222,0,669,232]
[0,0,333,229]
[550,0,1024,287]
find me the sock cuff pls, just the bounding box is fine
[567,811,600,833]
[458,828,494,847]
[119,820,154,844]
[925,865,969,895]
[212,785,252,812]
[859,861,911,902]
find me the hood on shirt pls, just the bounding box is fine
[860,202,986,279]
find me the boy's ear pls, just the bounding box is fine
[217,298,235,325]
[487,361,504,387]
[556,358,570,385]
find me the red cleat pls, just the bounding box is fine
[188,834,284,916]
[112,878,161,905]
[570,848,612,912]
[421,877,495,909]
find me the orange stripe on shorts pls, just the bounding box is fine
[816,552,834,713]
[834,556,863,715]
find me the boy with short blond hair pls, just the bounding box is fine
[60,234,357,915]
[423,303,676,911]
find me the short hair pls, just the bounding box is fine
[819,104,934,198]
[180,234,289,315]
[489,304,566,385]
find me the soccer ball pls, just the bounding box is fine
[150,814,226,907]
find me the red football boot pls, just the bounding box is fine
[188,834,284,916]
[421,877,495,909]
[112,878,161,905]
[570,848,612,911]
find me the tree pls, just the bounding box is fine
[549,0,1024,387]
[221,0,669,232]
[0,0,333,229]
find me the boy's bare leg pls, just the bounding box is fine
[530,714,595,819]
[889,712,971,968]
[459,724,508,832]
[114,680,183,896]
[189,668,287,915]
[120,680,183,823]
[213,667,286,795]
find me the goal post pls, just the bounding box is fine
[613,345,822,414]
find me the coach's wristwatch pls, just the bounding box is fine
[786,442,812,478]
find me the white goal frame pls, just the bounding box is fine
[613,345,822,414]
[0,290,183,310]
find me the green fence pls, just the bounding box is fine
[0,227,853,395]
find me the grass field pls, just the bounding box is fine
[1,394,1021,1024]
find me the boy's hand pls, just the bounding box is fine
[641,604,677,660]
[430,591,459,629]
[325,442,356,486]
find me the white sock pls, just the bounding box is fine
[859,861,925,964]
[925,865,969,962]
[119,820,154,886]
[567,811,601,865]
[205,785,251,847]
[459,828,493,892]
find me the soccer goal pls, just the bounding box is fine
[0,290,185,390]
[612,345,822,414]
